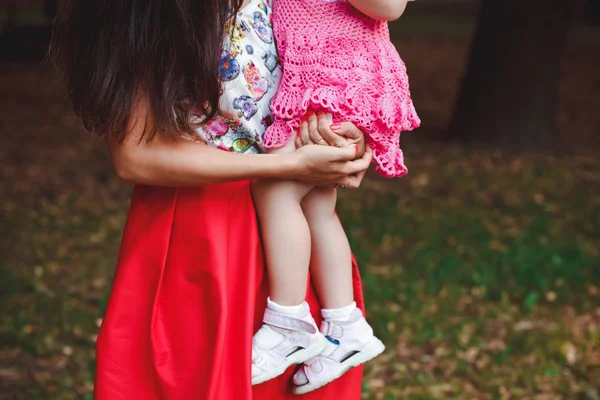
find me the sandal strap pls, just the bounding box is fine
[321,321,344,338]
[263,309,317,334]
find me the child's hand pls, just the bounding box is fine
[295,112,366,159]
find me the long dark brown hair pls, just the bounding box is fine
[51,0,242,142]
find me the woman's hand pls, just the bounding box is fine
[290,144,373,189]
[295,112,367,158]
[293,111,371,188]
[345,144,371,188]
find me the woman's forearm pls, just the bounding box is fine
[107,96,299,187]
[106,96,368,187]
[349,0,409,21]
[108,135,298,186]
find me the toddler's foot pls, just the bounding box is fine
[252,301,328,386]
[292,308,385,395]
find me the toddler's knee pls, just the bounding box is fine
[302,187,337,218]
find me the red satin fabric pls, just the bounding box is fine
[95,181,365,400]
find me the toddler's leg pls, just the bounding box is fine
[250,141,327,386]
[292,187,385,395]
[301,187,354,309]
[252,177,312,305]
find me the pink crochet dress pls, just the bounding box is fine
[263,0,421,177]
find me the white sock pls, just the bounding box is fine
[267,297,306,316]
[321,301,357,322]
[254,299,310,350]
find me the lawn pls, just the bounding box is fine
[346,146,600,399]
[1,10,599,400]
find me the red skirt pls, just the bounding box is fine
[95,181,365,400]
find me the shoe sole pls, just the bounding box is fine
[292,337,385,395]
[252,334,329,386]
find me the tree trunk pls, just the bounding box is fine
[585,0,600,24]
[449,0,576,149]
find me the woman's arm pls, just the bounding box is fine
[108,97,371,187]
[348,0,410,21]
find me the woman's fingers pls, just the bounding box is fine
[324,144,372,187]
[331,121,366,156]
[330,144,360,162]
[330,121,362,141]
[316,113,347,148]
[294,129,302,148]
[332,168,366,189]
[313,142,371,172]
[291,145,353,185]
[298,114,316,146]
[297,113,366,155]
[347,169,367,189]
[336,155,369,189]
[298,116,310,146]
[307,112,327,145]
[292,135,371,187]
[343,144,373,175]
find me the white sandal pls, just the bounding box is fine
[252,308,329,386]
[292,309,385,395]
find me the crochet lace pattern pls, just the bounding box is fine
[264,0,420,177]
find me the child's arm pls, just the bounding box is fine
[348,0,412,21]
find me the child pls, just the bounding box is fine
[251,0,420,393]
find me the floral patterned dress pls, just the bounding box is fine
[193,0,282,154]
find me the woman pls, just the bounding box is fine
[52,0,373,399]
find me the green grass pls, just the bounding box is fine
[336,145,600,399]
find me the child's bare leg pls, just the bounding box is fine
[293,180,385,396]
[251,138,312,306]
[301,187,354,309]
[252,177,312,306]
[250,140,329,386]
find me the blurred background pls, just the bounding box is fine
[1,0,599,399]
